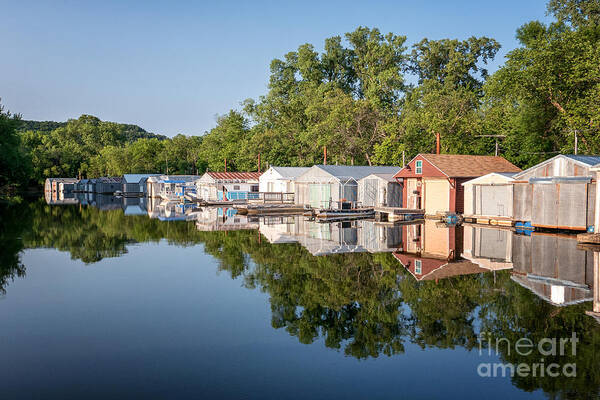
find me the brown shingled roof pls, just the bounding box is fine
[421,261,489,281]
[421,154,521,178]
[206,171,262,180]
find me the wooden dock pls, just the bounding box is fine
[462,214,515,227]
[577,232,600,245]
[235,204,306,215]
[316,208,374,221]
[373,206,424,222]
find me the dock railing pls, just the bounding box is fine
[259,192,295,203]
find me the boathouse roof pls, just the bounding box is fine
[300,165,401,182]
[123,174,159,183]
[359,172,399,182]
[563,154,600,166]
[514,154,600,179]
[410,154,521,178]
[395,154,521,179]
[268,166,310,179]
[205,172,262,181]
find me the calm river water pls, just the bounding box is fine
[0,197,598,399]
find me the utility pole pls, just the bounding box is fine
[475,135,506,156]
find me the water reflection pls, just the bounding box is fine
[1,195,600,398]
[393,220,492,281]
[462,226,595,307]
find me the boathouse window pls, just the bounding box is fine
[233,185,240,190]
[415,160,422,174]
[251,185,259,192]
[415,260,422,274]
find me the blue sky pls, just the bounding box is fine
[1,0,550,136]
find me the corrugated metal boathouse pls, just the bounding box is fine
[294,165,401,209]
[463,155,600,231]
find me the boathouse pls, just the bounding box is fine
[44,177,77,194]
[195,171,262,201]
[146,175,163,198]
[95,177,124,194]
[462,172,518,221]
[294,165,401,209]
[357,172,402,207]
[44,178,78,204]
[464,155,599,230]
[81,178,97,193]
[394,154,521,216]
[146,175,199,199]
[123,174,159,196]
[515,155,599,231]
[259,166,309,198]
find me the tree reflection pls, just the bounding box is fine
[0,201,28,294]
[2,199,600,398]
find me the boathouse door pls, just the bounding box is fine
[309,184,331,208]
[406,179,420,209]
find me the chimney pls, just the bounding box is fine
[224,158,227,172]
[258,153,261,172]
[324,146,327,165]
[436,133,441,155]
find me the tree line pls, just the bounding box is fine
[1,0,599,194]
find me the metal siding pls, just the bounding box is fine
[361,179,378,207]
[532,184,556,227]
[513,183,532,221]
[124,183,140,193]
[557,183,587,229]
[587,183,596,228]
[478,185,512,217]
[530,181,590,229]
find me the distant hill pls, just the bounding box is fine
[18,120,66,133]
[18,119,167,141]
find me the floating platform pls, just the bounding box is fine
[462,215,516,227]
[373,207,424,222]
[316,208,374,221]
[235,204,306,215]
[577,232,600,245]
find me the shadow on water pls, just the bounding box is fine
[1,197,600,398]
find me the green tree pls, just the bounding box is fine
[484,0,600,163]
[0,102,31,193]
